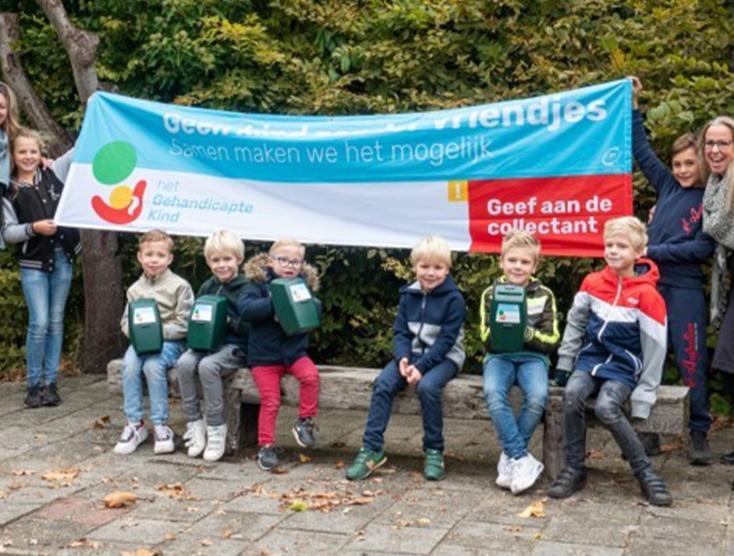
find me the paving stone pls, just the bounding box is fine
[343,522,448,554]
[634,514,725,548]
[159,536,254,556]
[433,543,529,556]
[0,503,41,527]
[255,528,349,555]
[180,509,285,541]
[124,492,219,523]
[541,513,638,547]
[0,517,93,551]
[86,516,186,544]
[32,496,120,527]
[530,540,624,555]
[444,520,540,553]
[182,477,254,501]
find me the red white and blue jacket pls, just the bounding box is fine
[556,259,667,419]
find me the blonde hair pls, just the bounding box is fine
[139,229,174,251]
[269,238,305,257]
[204,230,244,262]
[701,115,734,213]
[0,82,21,138]
[10,127,45,177]
[604,216,648,252]
[410,235,452,268]
[500,230,541,261]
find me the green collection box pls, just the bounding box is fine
[128,298,163,355]
[271,277,320,336]
[187,295,228,351]
[489,284,527,353]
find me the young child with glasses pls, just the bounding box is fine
[241,238,321,471]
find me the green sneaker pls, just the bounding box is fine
[424,449,446,481]
[346,447,387,481]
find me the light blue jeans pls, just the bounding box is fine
[20,248,73,388]
[483,353,549,460]
[121,341,184,425]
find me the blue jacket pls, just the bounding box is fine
[633,110,714,288]
[196,274,250,349]
[241,253,320,366]
[556,260,668,419]
[393,274,466,373]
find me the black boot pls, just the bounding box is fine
[688,431,712,465]
[637,468,673,507]
[24,385,43,409]
[42,383,62,406]
[548,467,587,499]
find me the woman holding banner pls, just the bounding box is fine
[701,115,734,464]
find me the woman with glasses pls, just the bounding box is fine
[701,116,734,463]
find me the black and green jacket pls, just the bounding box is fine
[479,276,560,357]
[196,274,250,349]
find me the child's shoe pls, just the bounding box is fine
[257,444,280,471]
[153,424,175,454]
[291,417,316,448]
[183,419,206,458]
[114,421,148,455]
[689,431,712,466]
[548,467,587,499]
[346,447,387,481]
[42,383,62,406]
[203,424,227,462]
[510,454,544,495]
[496,452,512,489]
[24,385,43,409]
[637,468,673,507]
[424,449,446,481]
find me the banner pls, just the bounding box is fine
[56,80,632,256]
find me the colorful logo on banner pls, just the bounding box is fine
[90,141,146,224]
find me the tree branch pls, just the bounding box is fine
[34,0,99,102]
[0,12,72,153]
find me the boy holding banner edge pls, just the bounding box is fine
[114,229,194,456]
[175,230,250,462]
[346,236,466,482]
[241,238,321,471]
[480,231,559,494]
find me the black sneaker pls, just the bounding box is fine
[291,417,316,448]
[257,444,280,471]
[637,468,673,506]
[24,385,43,409]
[689,431,712,466]
[721,451,734,465]
[548,467,587,499]
[42,383,62,406]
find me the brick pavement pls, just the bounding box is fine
[0,375,732,555]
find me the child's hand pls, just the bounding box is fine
[31,219,57,236]
[399,357,411,378]
[406,365,422,385]
[628,76,642,109]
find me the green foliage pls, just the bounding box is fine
[2,0,734,388]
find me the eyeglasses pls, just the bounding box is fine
[271,256,303,268]
[704,140,734,151]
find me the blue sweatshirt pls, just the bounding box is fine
[632,110,714,289]
[393,274,466,373]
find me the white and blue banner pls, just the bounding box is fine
[55,79,632,256]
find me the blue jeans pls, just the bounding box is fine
[563,371,650,476]
[121,341,184,425]
[363,359,457,452]
[483,354,549,460]
[20,249,73,388]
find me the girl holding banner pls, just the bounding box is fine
[701,115,734,464]
[0,81,22,249]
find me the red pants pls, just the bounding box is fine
[251,356,320,446]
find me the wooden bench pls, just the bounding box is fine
[107,361,689,479]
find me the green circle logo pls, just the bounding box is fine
[93,141,137,185]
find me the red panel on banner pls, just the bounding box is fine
[468,174,633,257]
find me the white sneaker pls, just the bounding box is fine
[203,424,227,462]
[113,422,148,455]
[510,453,544,495]
[183,419,206,458]
[153,424,175,454]
[496,452,513,489]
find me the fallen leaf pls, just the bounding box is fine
[66,538,101,549]
[289,499,309,512]
[0,492,6,499]
[660,441,683,453]
[270,466,290,475]
[416,518,431,525]
[330,441,346,448]
[517,499,546,518]
[121,550,161,556]
[102,491,137,508]
[163,532,176,542]
[11,469,34,476]
[41,468,80,482]
[221,527,234,539]
[347,497,374,506]
[334,460,345,469]
[533,532,543,540]
[200,539,214,546]
[155,483,185,497]
[93,415,111,429]
[586,449,605,460]
[508,525,522,533]
[298,453,312,464]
